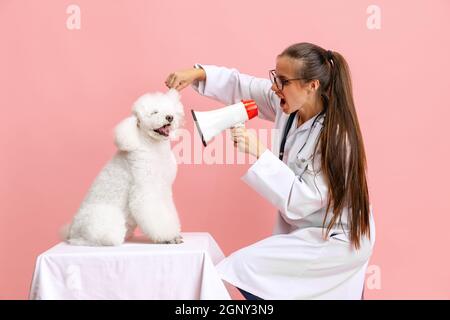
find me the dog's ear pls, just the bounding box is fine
[114,116,141,151]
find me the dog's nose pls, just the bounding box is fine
[166,115,173,123]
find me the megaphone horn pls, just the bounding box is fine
[191,100,259,147]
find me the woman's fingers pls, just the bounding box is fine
[231,127,264,157]
[231,127,244,135]
[231,128,247,149]
[231,125,249,155]
[165,74,173,87]
[164,74,170,85]
[166,73,178,88]
[233,136,242,147]
[175,81,188,91]
[170,75,179,88]
[230,129,239,140]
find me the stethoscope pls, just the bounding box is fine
[279,111,325,160]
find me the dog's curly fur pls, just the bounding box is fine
[64,89,184,246]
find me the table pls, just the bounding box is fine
[29,232,231,300]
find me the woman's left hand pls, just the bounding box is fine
[230,125,268,159]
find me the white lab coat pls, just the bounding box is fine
[191,64,376,300]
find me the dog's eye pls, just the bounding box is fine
[151,111,158,115]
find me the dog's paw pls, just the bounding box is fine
[162,235,183,244]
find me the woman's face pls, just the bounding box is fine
[271,55,316,114]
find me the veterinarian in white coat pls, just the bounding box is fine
[166,42,375,300]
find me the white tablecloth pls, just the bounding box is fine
[29,232,231,300]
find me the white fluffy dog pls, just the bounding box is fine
[65,89,184,246]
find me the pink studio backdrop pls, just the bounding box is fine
[1,0,449,299]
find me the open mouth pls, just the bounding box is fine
[153,124,171,137]
[280,98,286,107]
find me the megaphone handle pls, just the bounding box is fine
[231,122,245,129]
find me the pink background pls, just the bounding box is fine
[1,0,449,299]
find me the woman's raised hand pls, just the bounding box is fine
[165,67,206,91]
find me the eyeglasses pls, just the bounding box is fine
[269,69,304,91]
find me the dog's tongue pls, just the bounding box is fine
[155,124,170,136]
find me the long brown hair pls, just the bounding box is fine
[280,42,370,250]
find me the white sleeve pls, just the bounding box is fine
[191,64,279,122]
[241,149,328,221]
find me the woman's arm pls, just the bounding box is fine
[191,64,278,122]
[241,149,328,221]
[165,67,206,91]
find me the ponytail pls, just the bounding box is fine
[321,49,371,250]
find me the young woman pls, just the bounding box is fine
[165,42,375,300]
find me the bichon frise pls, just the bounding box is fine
[64,89,184,246]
